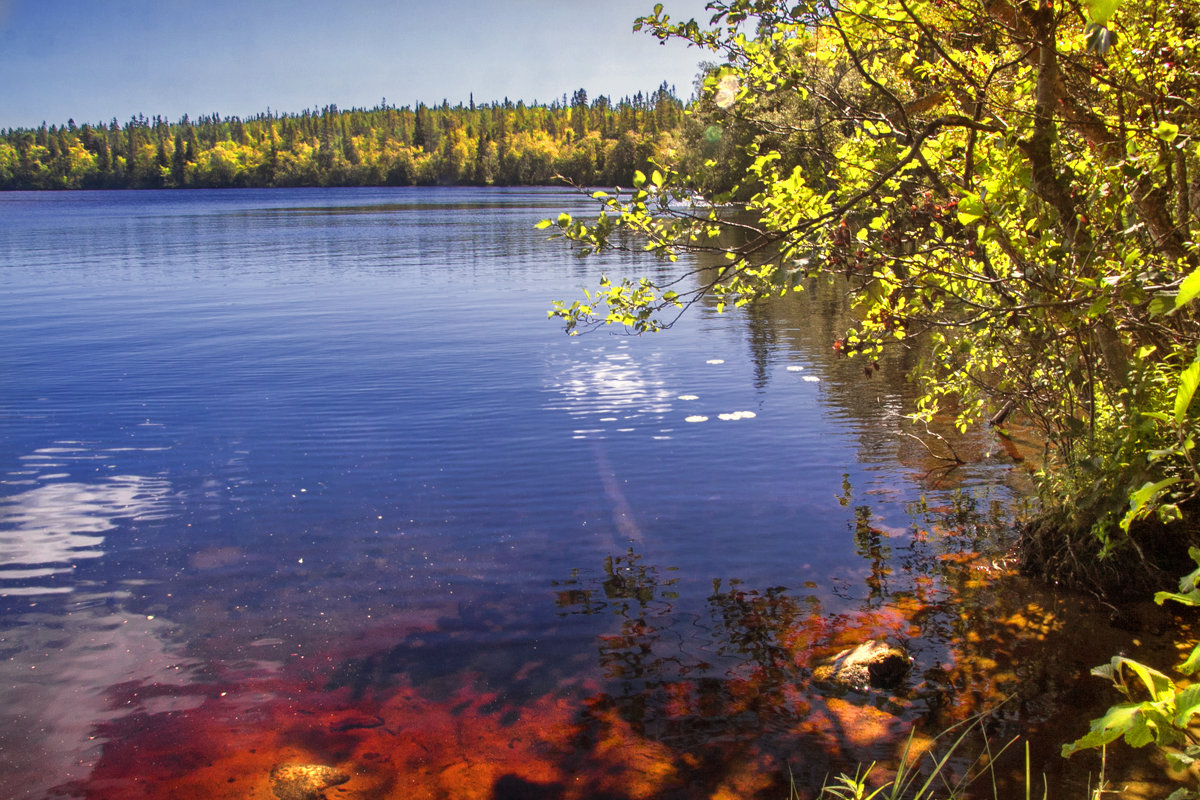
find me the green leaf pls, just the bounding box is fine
[1176,266,1200,310]
[1085,0,1121,24]
[535,219,553,229]
[1155,121,1181,143]
[956,194,985,225]
[1149,295,1176,317]
[1180,643,1200,676]
[1062,702,1143,756]
[1114,656,1176,702]
[1173,684,1200,726]
[1123,477,1181,531]
[1156,551,1200,610]
[1155,589,1200,608]
[1183,549,1200,593]
[1123,708,1155,748]
[1176,357,1200,425]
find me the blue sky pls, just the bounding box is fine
[0,0,712,130]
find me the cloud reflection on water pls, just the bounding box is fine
[1,444,173,596]
[546,343,771,439]
[0,599,200,798]
[546,344,678,440]
[0,444,193,796]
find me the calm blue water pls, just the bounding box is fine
[0,188,1026,798]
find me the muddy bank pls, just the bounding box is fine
[1017,503,1200,600]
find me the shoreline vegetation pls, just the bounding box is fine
[544,0,1200,600]
[0,86,686,191]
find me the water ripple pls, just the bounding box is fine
[0,445,173,596]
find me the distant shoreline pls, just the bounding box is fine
[1,90,687,192]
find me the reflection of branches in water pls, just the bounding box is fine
[555,483,1040,720]
[313,496,1057,800]
[836,474,1023,608]
[853,505,893,605]
[899,417,964,465]
[557,547,916,710]
[333,491,1038,796]
[918,461,967,489]
[554,549,679,616]
[906,488,1023,556]
[708,583,811,673]
[302,486,1082,800]
[554,549,691,726]
[554,551,942,796]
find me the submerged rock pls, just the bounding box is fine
[269,762,351,800]
[812,640,910,692]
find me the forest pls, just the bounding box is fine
[0,85,686,190]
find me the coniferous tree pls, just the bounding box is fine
[171,132,186,186]
[412,103,427,150]
[0,85,690,190]
[571,89,588,139]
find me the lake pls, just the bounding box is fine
[0,187,1177,799]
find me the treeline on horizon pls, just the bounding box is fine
[0,85,687,190]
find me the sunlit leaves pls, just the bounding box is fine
[1071,547,1200,762]
[1154,547,1200,610]
[1176,267,1200,310]
[1156,121,1182,143]
[1086,0,1124,25]
[547,0,1200,571]
[955,194,986,226]
[1175,358,1200,426]
[1064,655,1187,757]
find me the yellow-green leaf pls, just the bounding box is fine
[1085,0,1121,25]
[1175,266,1200,310]
[1062,702,1141,757]
[957,194,985,225]
[1155,121,1180,143]
[1175,357,1200,425]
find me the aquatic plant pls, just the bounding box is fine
[819,705,1038,800]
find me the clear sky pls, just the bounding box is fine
[0,0,712,130]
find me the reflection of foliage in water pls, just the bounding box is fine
[68,484,1165,799]
[851,504,892,604]
[545,481,1128,795]
[553,547,923,794]
[556,546,922,752]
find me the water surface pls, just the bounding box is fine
[0,187,1174,799]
